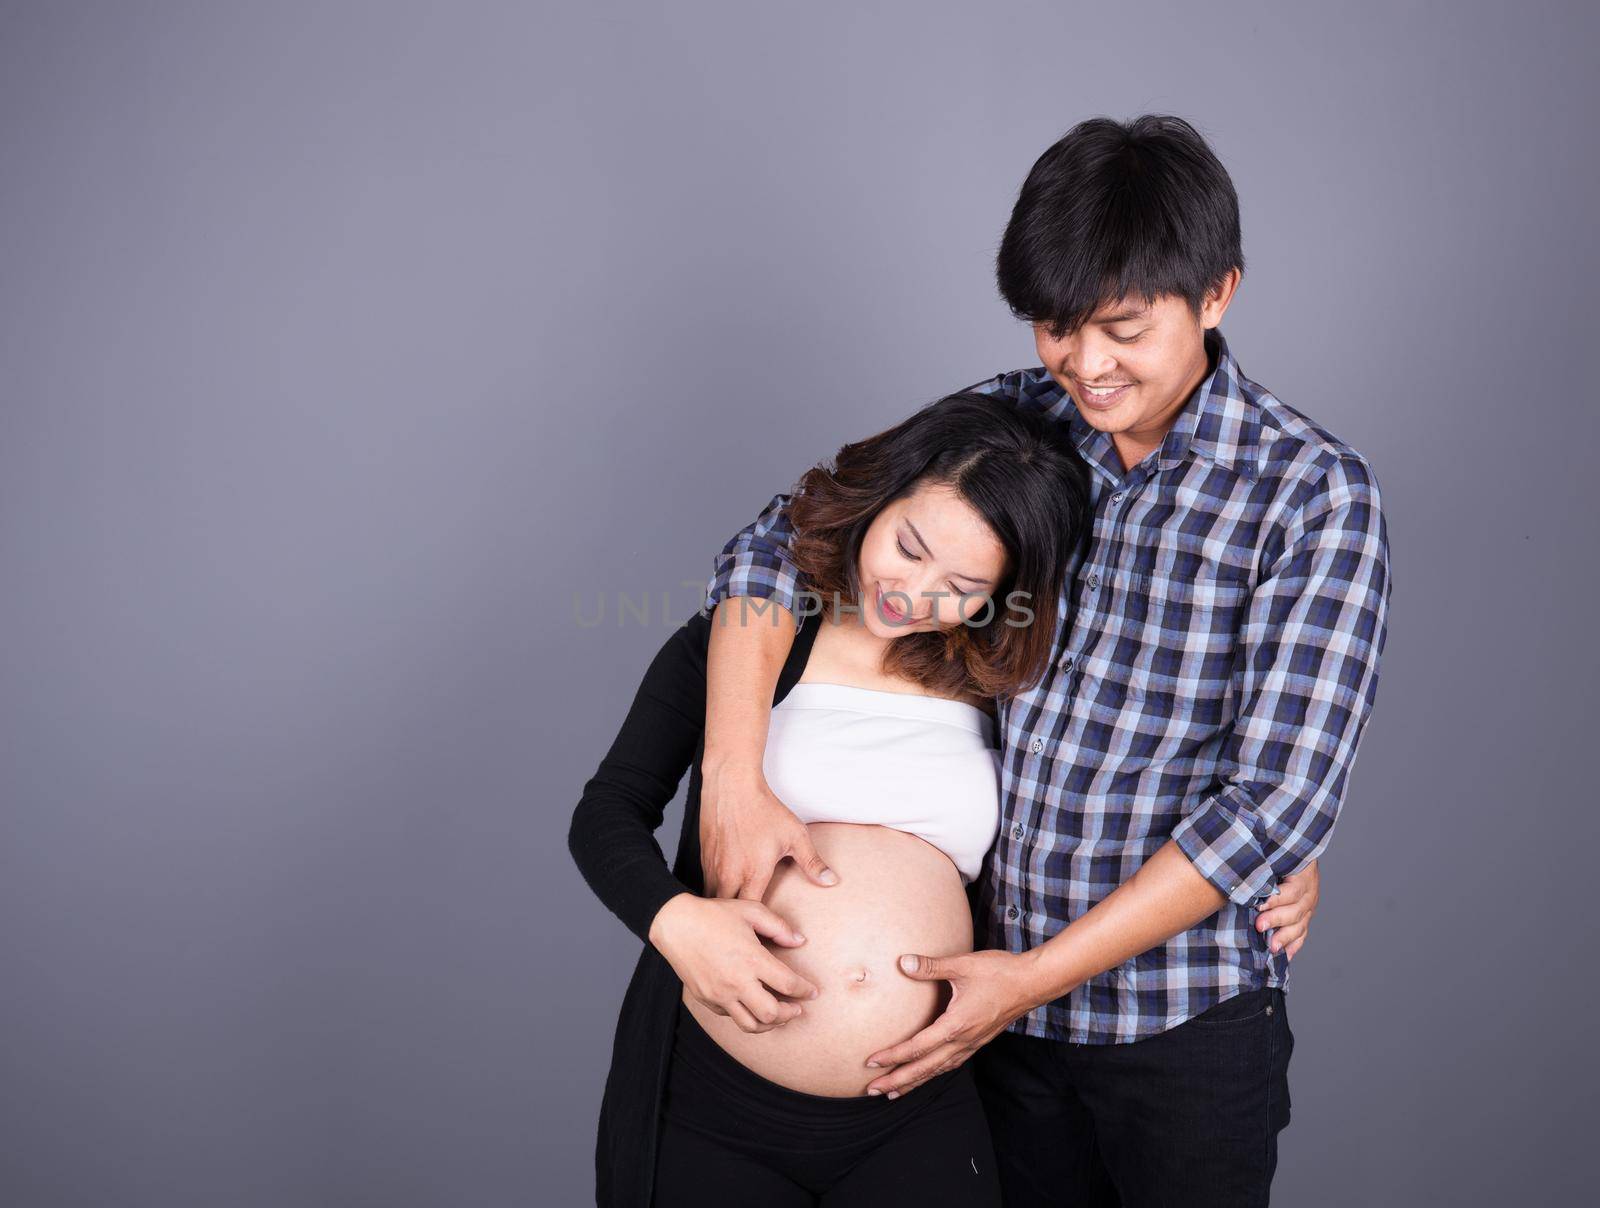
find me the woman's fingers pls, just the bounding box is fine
[1264,919,1307,955]
[724,1000,767,1033]
[1258,882,1315,927]
[758,954,819,1003]
[1256,880,1316,935]
[744,903,808,948]
[1258,862,1318,957]
[1255,902,1306,932]
[1257,873,1316,953]
[1276,862,1321,909]
[716,988,802,1035]
[693,974,797,1031]
[740,980,802,1028]
[1268,876,1307,905]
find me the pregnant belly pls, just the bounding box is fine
[681,821,977,1098]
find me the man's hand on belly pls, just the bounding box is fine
[860,947,1048,1100]
[700,760,839,899]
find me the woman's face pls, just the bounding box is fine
[856,480,1009,638]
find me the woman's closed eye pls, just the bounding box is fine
[898,540,969,596]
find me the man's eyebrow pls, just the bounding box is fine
[903,518,995,586]
[1092,304,1152,324]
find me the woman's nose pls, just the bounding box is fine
[908,575,951,619]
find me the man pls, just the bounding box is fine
[696,115,1392,1206]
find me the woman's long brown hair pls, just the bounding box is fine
[787,390,1092,702]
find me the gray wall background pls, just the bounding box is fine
[3,1,1594,1204]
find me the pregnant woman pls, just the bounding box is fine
[568,392,1319,1207]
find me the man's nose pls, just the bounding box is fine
[1065,341,1118,381]
[1041,328,1111,381]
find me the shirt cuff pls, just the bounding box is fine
[703,576,804,621]
[1171,791,1279,907]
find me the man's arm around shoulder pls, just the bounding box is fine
[699,584,839,899]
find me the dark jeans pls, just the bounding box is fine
[652,999,1002,1206]
[971,987,1294,1208]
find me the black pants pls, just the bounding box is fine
[971,986,1295,1207]
[652,999,1002,1206]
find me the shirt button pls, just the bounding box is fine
[1012,824,1024,839]
[1006,906,1019,920]
[1111,493,1124,506]
[1030,738,1044,753]
[1086,573,1099,591]
[1060,654,1075,671]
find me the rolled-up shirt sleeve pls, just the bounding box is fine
[1172,455,1394,906]
[701,492,806,618]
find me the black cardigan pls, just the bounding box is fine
[566,605,824,1208]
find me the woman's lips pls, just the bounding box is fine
[875,584,907,622]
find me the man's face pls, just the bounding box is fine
[1030,272,1238,451]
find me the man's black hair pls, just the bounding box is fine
[995,114,1244,339]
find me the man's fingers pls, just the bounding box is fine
[1286,935,1305,960]
[710,865,752,901]
[736,862,775,904]
[786,829,839,887]
[895,953,953,981]
[867,1046,964,1098]
[699,834,720,896]
[865,1021,945,1070]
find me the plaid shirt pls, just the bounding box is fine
[702,327,1393,1044]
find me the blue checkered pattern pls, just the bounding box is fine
[703,327,1393,1043]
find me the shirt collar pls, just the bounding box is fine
[1059,326,1261,482]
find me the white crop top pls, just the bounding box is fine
[760,681,1003,885]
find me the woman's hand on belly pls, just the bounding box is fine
[648,892,820,1033]
[683,823,981,1097]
